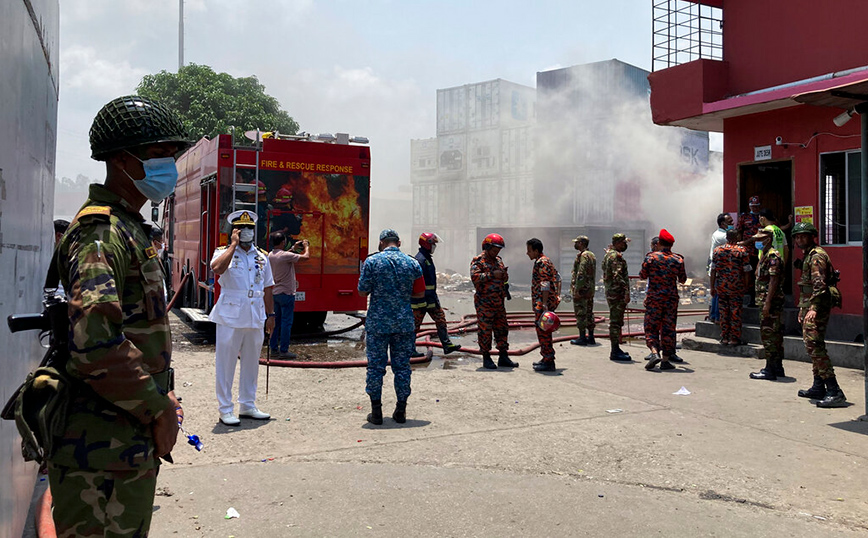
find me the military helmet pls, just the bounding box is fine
[89,95,192,161]
[792,222,818,236]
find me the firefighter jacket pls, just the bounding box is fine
[411,248,438,310]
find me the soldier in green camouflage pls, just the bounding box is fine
[50,95,192,536]
[793,222,847,408]
[570,235,597,346]
[602,233,631,361]
[749,227,786,381]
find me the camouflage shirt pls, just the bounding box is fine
[798,245,832,310]
[570,250,596,296]
[602,249,629,299]
[531,255,561,311]
[470,252,508,300]
[640,248,687,299]
[54,184,172,471]
[711,243,749,295]
[358,246,422,334]
[755,247,785,304]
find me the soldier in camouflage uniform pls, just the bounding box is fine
[793,223,847,407]
[470,233,513,369]
[569,235,597,346]
[709,229,750,347]
[50,95,191,537]
[641,229,687,371]
[749,227,786,380]
[358,229,425,424]
[526,238,562,372]
[602,233,631,361]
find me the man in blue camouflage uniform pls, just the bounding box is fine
[358,229,424,424]
[50,95,191,537]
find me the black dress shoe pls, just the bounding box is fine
[668,354,684,363]
[749,369,777,380]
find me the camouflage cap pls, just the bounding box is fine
[572,235,589,244]
[612,233,628,243]
[379,229,400,241]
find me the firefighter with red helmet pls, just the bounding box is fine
[470,233,515,369]
[411,233,462,357]
[270,183,302,237]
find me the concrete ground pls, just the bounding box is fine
[151,325,868,537]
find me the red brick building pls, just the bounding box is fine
[649,0,867,335]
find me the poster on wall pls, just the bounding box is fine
[794,206,813,224]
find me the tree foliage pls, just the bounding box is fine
[136,63,299,141]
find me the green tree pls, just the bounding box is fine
[136,63,299,141]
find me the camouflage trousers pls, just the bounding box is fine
[475,296,509,352]
[48,462,158,538]
[606,296,626,342]
[365,331,414,401]
[759,298,784,361]
[717,292,743,343]
[644,295,679,357]
[413,305,453,348]
[572,293,595,333]
[801,306,834,379]
[534,307,555,360]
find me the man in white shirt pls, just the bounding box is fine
[209,210,276,426]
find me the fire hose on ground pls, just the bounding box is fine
[258,309,699,369]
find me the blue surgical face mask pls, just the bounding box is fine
[726,224,734,230]
[123,151,179,202]
[755,241,765,251]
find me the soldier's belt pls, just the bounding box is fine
[152,368,175,394]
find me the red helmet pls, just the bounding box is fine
[482,233,505,250]
[274,185,293,205]
[537,311,561,333]
[419,232,441,249]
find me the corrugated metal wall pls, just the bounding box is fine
[0,1,59,537]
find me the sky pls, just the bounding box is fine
[55,0,702,193]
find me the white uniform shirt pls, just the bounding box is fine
[209,245,275,329]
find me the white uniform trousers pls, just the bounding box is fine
[215,324,263,414]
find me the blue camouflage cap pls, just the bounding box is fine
[379,229,400,241]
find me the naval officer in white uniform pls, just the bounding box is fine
[209,210,276,425]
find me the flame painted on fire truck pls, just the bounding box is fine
[163,132,370,328]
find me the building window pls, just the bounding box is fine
[819,151,862,245]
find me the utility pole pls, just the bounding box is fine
[178,0,184,71]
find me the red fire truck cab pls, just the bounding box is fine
[163,131,370,331]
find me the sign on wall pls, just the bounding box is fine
[795,205,814,224]
[754,145,772,161]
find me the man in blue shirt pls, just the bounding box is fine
[358,229,424,425]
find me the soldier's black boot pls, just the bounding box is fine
[587,332,596,346]
[393,400,407,423]
[571,330,588,346]
[773,357,786,378]
[816,377,848,408]
[497,349,519,368]
[533,359,556,372]
[797,376,826,399]
[411,348,425,358]
[749,358,777,380]
[367,399,383,425]
[482,352,497,369]
[610,340,631,361]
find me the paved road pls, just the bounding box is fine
[151,329,868,537]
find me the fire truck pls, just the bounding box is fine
[162,131,370,331]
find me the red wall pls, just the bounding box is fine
[722,104,862,313]
[723,0,868,95]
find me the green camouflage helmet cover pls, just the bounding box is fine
[89,95,192,160]
[792,222,818,236]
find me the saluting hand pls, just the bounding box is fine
[230,228,241,247]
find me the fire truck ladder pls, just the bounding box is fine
[232,143,261,213]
